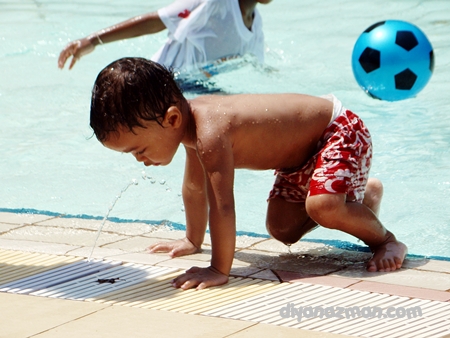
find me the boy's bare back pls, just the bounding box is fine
[188,94,334,171]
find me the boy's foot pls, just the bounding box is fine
[367,231,408,272]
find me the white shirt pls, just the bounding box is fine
[151,0,265,71]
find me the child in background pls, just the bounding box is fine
[90,57,407,290]
[58,0,272,72]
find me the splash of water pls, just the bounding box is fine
[87,179,139,262]
[86,170,181,262]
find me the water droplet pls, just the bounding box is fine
[160,179,166,185]
[286,243,292,254]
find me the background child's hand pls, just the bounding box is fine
[171,266,229,290]
[58,38,95,69]
[147,237,200,258]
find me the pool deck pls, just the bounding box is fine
[0,211,449,338]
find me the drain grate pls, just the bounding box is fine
[0,249,81,285]
[30,263,178,300]
[0,259,121,295]
[0,257,178,301]
[91,274,281,314]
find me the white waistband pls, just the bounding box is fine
[321,94,345,126]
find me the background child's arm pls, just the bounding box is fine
[58,12,165,69]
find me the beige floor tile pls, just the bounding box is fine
[102,236,159,252]
[228,322,344,337]
[0,293,109,338]
[203,234,269,249]
[0,212,55,225]
[33,305,254,338]
[331,265,450,290]
[405,258,450,274]
[67,246,128,259]
[179,251,212,262]
[38,217,109,231]
[0,238,80,255]
[142,229,186,240]
[103,252,172,265]
[156,257,210,270]
[0,222,25,233]
[39,217,167,236]
[0,226,128,247]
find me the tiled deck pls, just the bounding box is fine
[0,211,449,337]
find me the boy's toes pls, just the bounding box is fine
[394,257,403,269]
[367,260,378,272]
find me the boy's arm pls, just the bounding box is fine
[148,146,207,256]
[58,12,165,69]
[182,146,209,249]
[172,136,236,289]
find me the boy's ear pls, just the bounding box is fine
[163,106,182,129]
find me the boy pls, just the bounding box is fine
[90,57,407,290]
[58,0,272,72]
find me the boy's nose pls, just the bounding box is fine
[133,153,145,162]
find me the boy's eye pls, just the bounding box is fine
[136,149,144,155]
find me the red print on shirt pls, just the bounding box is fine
[178,9,190,18]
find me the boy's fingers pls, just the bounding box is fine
[185,266,201,273]
[196,281,208,290]
[147,242,172,253]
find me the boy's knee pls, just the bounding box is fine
[366,178,383,199]
[266,220,295,244]
[305,194,345,229]
[364,178,384,216]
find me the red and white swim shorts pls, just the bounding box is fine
[268,108,372,203]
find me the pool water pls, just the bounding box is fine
[1,0,449,258]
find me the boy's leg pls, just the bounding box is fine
[362,177,384,217]
[305,192,407,272]
[266,196,317,245]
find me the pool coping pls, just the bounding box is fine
[0,211,449,337]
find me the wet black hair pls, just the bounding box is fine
[90,57,184,142]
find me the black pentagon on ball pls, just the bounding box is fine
[395,68,417,90]
[395,31,418,51]
[359,47,380,73]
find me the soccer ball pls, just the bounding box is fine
[351,20,434,101]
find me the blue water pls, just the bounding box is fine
[1,0,449,258]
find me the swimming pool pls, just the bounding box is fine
[1,0,449,258]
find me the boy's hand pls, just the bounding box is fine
[58,38,95,69]
[147,237,200,258]
[172,266,229,290]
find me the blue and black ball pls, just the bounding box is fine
[352,20,434,101]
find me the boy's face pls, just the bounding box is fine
[102,118,181,167]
